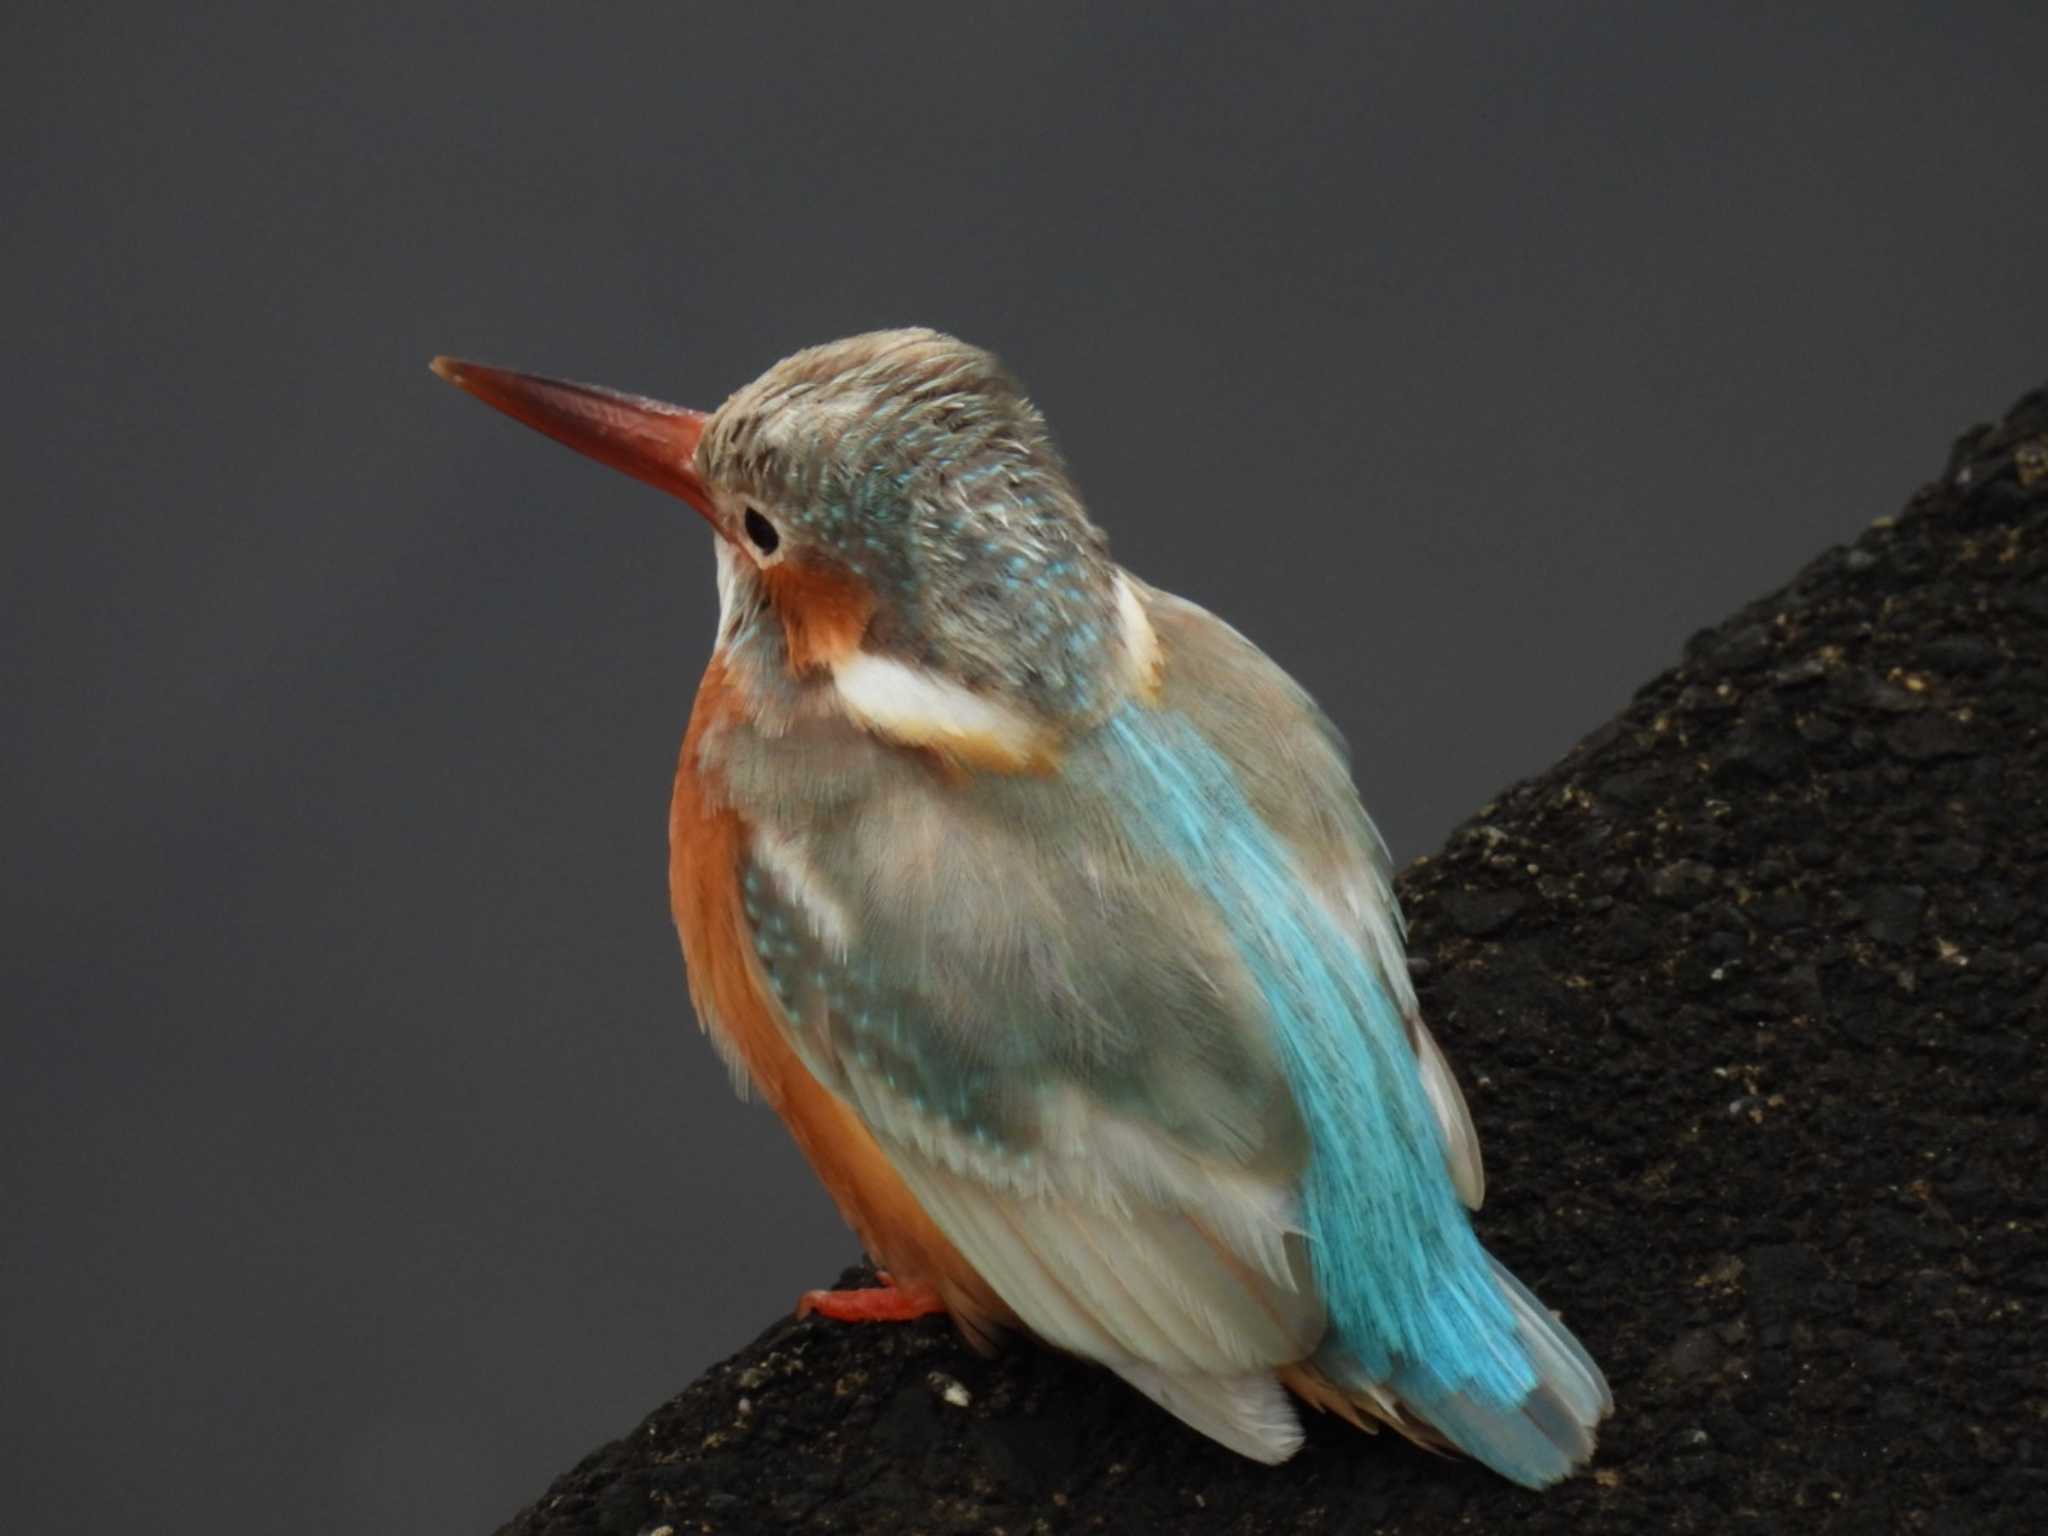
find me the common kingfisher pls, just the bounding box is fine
[431,330,1610,1487]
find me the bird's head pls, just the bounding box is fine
[434,329,1158,770]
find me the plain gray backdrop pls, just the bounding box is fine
[7,4,2045,1532]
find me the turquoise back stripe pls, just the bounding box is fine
[1101,707,1534,1408]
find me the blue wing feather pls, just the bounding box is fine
[1098,707,1536,1409]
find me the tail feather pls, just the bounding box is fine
[1314,1254,1611,1489]
[1280,1360,1448,1452]
[1488,1254,1611,1429]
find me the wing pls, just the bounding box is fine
[727,751,1327,1459]
[1140,584,1484,1206]
[698,580,1482,1459]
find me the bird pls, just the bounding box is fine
[430,329,1611,1487]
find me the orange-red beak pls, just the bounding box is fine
[430,357,716,522]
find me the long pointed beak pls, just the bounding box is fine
[430,356,716,522]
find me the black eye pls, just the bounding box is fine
[743,507,780,555]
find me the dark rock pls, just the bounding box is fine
[1921,636,2000,674]
[1753,889,1810,931]
[1746,1243,1827,1333]
[1667,1445,1720,1487]
[1648,859,1718,908]
[1712,727,1806,787]
[1591,905,1656,962]
[1888,714,1976,761]
[1796,711,1844,746]
[494,380,2048,1536]
[1674,683,1739,718]
[1772,656,1830,689]
[2007,585,2048,626]
[1858,1337,1908,1380]
[1690,621,1775,672]
[1864,884,1927,946]
[1927,840,1984,875]
[1598,766,1671,808]
[1971,881,2020,931]
[1862,679,1929,715]
[1944,422,1995,481]
[1438,888,1528,937]
[1779,964,1826,1024]
[1956,477,2034,531]
[1657,1329,1726,1381]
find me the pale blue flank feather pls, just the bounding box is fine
[1099,707,1546,1447]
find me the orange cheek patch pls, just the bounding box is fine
[763,560,875,673]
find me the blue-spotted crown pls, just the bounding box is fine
[696,329,1130,723]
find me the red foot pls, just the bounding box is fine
[797,1271,947,1324]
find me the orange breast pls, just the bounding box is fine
[668,655,1010,1343]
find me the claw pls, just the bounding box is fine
[796,1270,947,1324]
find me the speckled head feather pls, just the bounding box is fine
[697,329,1130,723]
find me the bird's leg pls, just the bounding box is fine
[797,1270,947,1324]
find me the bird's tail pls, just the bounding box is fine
[1296,1253,1611,1489]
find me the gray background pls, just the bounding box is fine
[7,4,2044,1532]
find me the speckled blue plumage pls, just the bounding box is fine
[698,331,1126,722]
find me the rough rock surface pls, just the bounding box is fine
[496,384,2048,1535]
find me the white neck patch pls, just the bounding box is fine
[829,651,1054,769]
